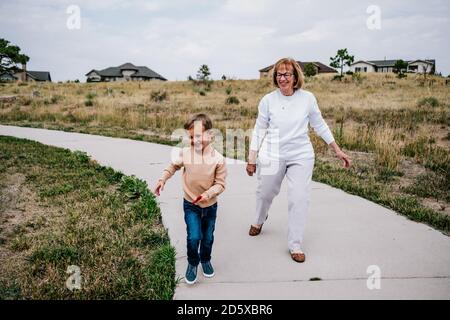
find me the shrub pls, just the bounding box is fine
[402,136,428,158]
[19,96,32,106]
[394,59,408,78]
[225,96,240,105]
[50,95,63,104]
[73,150,90,164]
[304,63,317,77]
[84,99,94,107]
[119,175,150,199]
[352,72,365,84]
[83,91,97,106]
[86,92,97,100]
[150,90,168,102]
[417,96,439,108]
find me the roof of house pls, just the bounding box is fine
[351,60,377,66]
[27,71,51,81]
[367,60,400,67]
[0,72,17,80]
[1,70,51,81]
[310,61,337,73]
[85,62,166,80]
[351,59,435,67]
[408,59,435,65]
[118,62,139,70]
[259,61,337,73]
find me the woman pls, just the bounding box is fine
[246,57,351,263]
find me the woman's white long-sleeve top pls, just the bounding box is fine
[250,89,335,161]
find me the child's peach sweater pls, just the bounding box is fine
[159,144,227,208]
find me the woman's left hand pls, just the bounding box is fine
[336,149,351,168]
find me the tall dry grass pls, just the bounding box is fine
[0,74,448,170]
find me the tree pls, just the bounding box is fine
[0,38,29,73]
[303,63,317,77]
[196,64,211,81]
[393,59,408,78]
[330,48,354,77]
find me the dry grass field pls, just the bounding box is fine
[0,73,449,233]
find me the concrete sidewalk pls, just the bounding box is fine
[1,125,449,299]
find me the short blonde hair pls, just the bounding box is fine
[272,57,304,90]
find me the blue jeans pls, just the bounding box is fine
[183,198,217,266]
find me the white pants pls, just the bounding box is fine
[255,157,315,253]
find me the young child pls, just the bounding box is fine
[153,113,227,285]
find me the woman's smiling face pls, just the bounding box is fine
[276,63,295,93]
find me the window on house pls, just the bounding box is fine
[355,67,361,72]
[363,67,367,72]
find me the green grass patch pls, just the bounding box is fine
[0,136,175,299]
[403,171,449,203]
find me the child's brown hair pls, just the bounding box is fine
[184,113,213,130]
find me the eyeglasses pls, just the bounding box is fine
[276,72,294,79]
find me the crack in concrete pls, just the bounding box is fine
[178,275,450,285]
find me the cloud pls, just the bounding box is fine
[282,27,335,44]
[1,0,449,81]
[222,0,276,15]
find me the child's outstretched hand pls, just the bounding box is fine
[153,180,165,196]
[192,193,209,205]
[192,195,202,205]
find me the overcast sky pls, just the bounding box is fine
[1,0,449,81]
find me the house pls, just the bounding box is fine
[259,61,336,79]
[350,59,435,74]
[85,62,167,82]
[0,64,52,82]
[0,72,17,82]
[406,60,435,74]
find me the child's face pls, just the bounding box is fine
[188,125,211,151]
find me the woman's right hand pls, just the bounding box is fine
[246,163,257,176]
[153,180,165,196]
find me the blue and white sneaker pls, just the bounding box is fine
[185,264,198,284]
[201,261,215,278]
